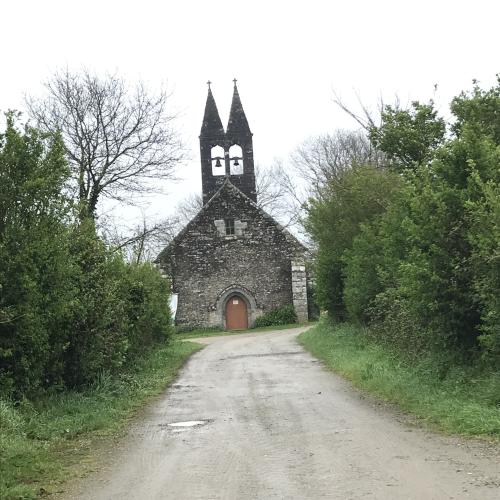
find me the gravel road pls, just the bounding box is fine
[65,327,499,499]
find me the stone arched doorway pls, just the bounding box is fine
[225,294,248,330]
[214,285,258,330]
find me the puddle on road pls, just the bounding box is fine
[167,420,207,428]
[156,419,213,433]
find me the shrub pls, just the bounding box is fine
[254,304,298,328]
[123,262,173,355]
[0,116,173,397]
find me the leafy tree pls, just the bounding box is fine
[306,165,402,320]
[340,79,500,362]
[64,219,173,387]
[467,173,500,360]
[451,76,500,144]
[369,101,446,170]
[0,112,73,395]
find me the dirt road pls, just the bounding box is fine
[65,327,499,499]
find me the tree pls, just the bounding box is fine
[369,101,446,170]
[292,130,383,196]
[106,216,178,264]
[339,79,500,360]
[0,112,73,395]
[0,113,174,397]
[27,69,183,218]
[305,165,402,319]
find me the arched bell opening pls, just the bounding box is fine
[211,145,225,176]
[229,144,243,175]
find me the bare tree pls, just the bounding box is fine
[291,130,384,197]
[255,129,388,243]
[27,69,183,218]
[104,215,179,264]
[175,192,204,227]
[331,90,399,133]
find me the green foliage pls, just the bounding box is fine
[305,165,402,320]
[254,304,298,328]
[309,79,500,366]
[0,113,73,396]
[0,114,173,398]
[467,169,500,360]
[342,221,384,323]
[451,76,500,144]
[299,321,500,437]
[369,100,446,169]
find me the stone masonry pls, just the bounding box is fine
[291,262,308,323]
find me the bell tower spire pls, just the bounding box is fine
[200,82,226,203]
[225,79,256,202]
[200,81,225,138]
[226,79,252,137]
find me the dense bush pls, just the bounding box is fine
[0,115,172,398]
[306,164,402,320]
[307,78,500,364]
[254,304,298,328]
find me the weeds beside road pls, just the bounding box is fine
[176,322,310,340]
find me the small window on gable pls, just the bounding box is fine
[211,145,225,176]
[225,219,235,235]
[229,144,243,175]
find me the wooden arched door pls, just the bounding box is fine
[225,295,248,330]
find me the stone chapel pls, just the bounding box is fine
[156,81,309,329]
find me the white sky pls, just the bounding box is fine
[1,0,499,227]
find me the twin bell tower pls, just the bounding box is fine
[199,80,256,205]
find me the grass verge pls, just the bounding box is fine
[177,322,315,340]
[0,340,202,500]
[298,321,500,438]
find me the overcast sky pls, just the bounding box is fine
[1,0,499,227]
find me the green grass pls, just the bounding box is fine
[0,340,202,500]
[176,322,313,340]
[299,321,500,438]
